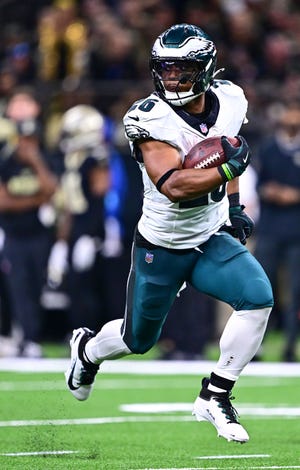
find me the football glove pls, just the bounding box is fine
[72,235,97,272]
[228,204,254,245]
[218,135,251,181]
[47,240,68,288]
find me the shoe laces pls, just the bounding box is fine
[214,392,240,424]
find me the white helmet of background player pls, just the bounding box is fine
[150,24,217,106]
[60,105,106,154]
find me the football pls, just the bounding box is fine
[183,136,240,169]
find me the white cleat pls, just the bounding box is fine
[192,393,249,443]
[65,327,99,401]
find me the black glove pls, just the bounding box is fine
[218,135,251,182]
[228,204,254,245]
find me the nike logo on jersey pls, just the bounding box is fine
[129,116,139,121]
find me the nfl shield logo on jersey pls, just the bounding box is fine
[145,252,154,264]
[200,122,208,134]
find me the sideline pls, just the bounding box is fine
[0,358,300,376]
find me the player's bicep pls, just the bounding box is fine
[138,139,182,186]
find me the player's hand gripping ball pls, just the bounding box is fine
[183,136,240,169]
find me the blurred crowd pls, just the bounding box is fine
[0,0,300,143]
[0,0,299,360]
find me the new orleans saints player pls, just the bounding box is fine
[0,116,57,357]
[47,105,111,331]
[65,24,273,443]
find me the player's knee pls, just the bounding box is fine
[127,337,156,355]
[241,277,274,310]
[126,323,161,354]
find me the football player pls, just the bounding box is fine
[47,105,111,331]
[0,116,57,357]
[65,24,273,443]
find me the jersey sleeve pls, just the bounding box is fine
[123,94,181,158]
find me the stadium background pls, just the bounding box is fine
[0,0,299,360]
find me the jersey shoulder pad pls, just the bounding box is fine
[123,94,171,142]
[212,79,247,103]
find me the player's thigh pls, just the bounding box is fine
[190,232,274,311]
[123,243,194,353]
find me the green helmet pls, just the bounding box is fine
[150,24,217,106]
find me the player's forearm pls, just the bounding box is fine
[0,186,49,212]
[161,167,224,202]
[227,177,239,196]
[23,153,58,197]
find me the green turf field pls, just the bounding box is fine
[0,361,299,470]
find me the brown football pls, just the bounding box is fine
[183,136,240,169]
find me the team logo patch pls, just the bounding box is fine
[145,252,154,264]
[125,124,150,140]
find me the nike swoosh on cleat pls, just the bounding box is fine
[67,361,80,390]
[129,116,139,121]
[242,152,249,163]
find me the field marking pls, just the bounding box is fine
[0,377,285,392]
[0,450,79,456]
[1,403,300,429]
[0,416,192,427]
[0,358,300,376]
[250,467,300,469]
[133,467,300,470]
[196,454,270,459]
[120,402,300,416]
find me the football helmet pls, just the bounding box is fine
[150,24,217,106]
[60,105,106,154]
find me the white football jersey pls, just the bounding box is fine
[123,80,248,249]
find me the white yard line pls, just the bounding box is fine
[0,359,300,376]
[0,377,285,392]
[196,454,270,459]
[0,416,194,427]
[120,403,300,415]
[133,467,300,470]
[0,450,79,456]
[0,404,300,428]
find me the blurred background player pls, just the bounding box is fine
[47,104,111,333]
[254,101,300,362]
[0,114,57,357]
